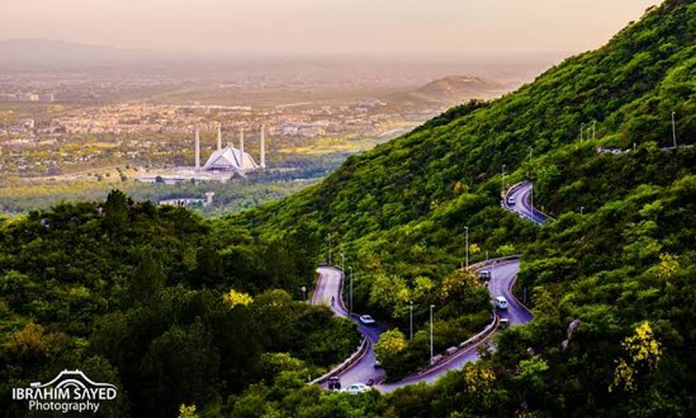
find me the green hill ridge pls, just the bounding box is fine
[226,0,696,415]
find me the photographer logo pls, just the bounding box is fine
[12,369,118,413]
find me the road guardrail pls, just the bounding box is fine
[308,265,370,386]
[309,336,369,386]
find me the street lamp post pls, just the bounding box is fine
[430,305,435,363]
[348,266,354,315]
[341,247,345,272]
[409,301,414,340]
[580,206,585,215]
[592,120,596,140]
[301,286,307,302]
[465,226,469,269]
[502,164,507,195]
[672,112,678,149]
[529,147,534,212]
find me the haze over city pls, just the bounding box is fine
[1,0,659,56]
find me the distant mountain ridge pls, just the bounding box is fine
[386,75,504,107]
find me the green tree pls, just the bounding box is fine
[103,189,130,231]
[140,321,220,418]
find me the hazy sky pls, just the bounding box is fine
[0,0,661,56]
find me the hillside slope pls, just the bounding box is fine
[227,0,696,416]
[235,0,695,250]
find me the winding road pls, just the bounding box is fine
[310,181,546,392]
[312,259,531,391]
[311,267,387,385]
[503,182,550,225]
[379,259,531,392]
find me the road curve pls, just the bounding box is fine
[379,259,531,392]
[309,180,548,391]
[313,258,532,392]
[503,182,549,225]
[312,267,387,386]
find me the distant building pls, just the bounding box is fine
[0,92,54,103]
[19,119,35,129]
[160,191,215,208]
[159,198,206,207]
[195,124,265,174]
[19,92,40,102]
[205,191,215,206]
[40,93,55,103]
[596,147,625,155]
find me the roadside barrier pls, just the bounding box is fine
[309,337,369,385]
[308,265,370,386]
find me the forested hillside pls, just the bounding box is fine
[224,0,696,416]
[0,191,360,418]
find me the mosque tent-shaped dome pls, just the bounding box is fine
[203,145,259,171]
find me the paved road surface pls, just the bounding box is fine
[503,182,549,225]
[379,259,531,392]
[312,267,387,386]
[308,180,549,391]
[313,259,532,392]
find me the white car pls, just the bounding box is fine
[507,196,516,205]
[359,315,376,325]
[494,296,509,310]
[344,383,371,395]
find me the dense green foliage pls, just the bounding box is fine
[223,1,696,416]
[0,191,360,418]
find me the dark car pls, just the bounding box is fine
[327,377,342,391]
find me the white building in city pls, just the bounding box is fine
[195,124,266,173]
[136,123,267,184]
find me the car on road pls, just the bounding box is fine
[499,318,510,329]
[344,383,371,395]
[494,296,509,310]
[507,196,516,205]
[327,377,342,391]
[359,315,376,325]
[478,270,491,281]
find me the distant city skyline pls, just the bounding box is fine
[0,0,661,57]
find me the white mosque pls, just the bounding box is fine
[136,123,267,184]
[196,124,266,173]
